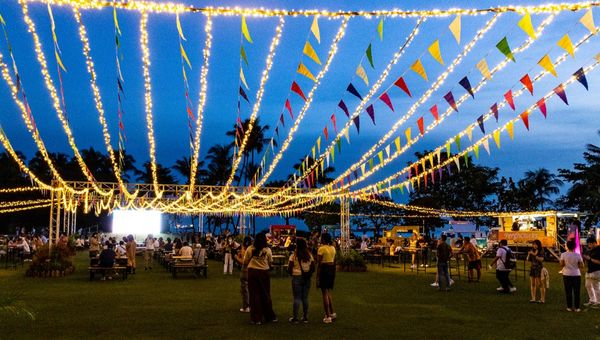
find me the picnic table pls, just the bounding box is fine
[171,255,208,278]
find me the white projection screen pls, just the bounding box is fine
[112,210,161,235]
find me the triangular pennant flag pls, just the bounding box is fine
[394,77,412,97]
[366,44,374,68]
[241,16,253,43]
[464,153,469,168]
[473,144,480,159]
[55,50,67,72]
[454,135,461,151]
[346,83,363,100]
[429,105,440,122]
[240,68,249,90]
[539,54,559,77]
[240,46,249,65]
[405,128,412,144]
[331,114,337,133]
[176,13,187,41]
[493,130,501,149]
[356,64,369,86]
[239,86,249,102]
[410,59,428,81]
[496,37,515,62]
[303,41,322,65]
[338,100,350,117]
[378,151,384,165]
[506,121,514,140]
[385,144,391,159]
[394,137,401,153]
[445,142,451,157]
[557,34,575,57]
[477,115,485,134]
[180,43,192,69]
[417,117,425,136]
[482,138,491,155]
[291,81,307,101]
[520,74,533,95]
[279,114,285,127]
[312,146,316,160]
[458,76,474,98]
[574,67,588,90]
[428,40,444,65]
[311,16,321,43]
[368,158,374,170]
[297,62,317,82]
[353,116,360,134]
[580,9,596,34]
[377,19,384,41]
[520,111,530,130]
[366,105,376,125]
[274,126,279,138]
[323,126,329,140]
[518,13,536,39]
[476,59,492,80]
[316,136,321,153]
[113,7,121,35]
[444,91,458,112]
[537,98,547,118]
[379,92,394,111]
[454,157,461,172]
[343,129,350,144]
[285,99,293,119]
[449,16,461,44]
[361,163,366,176]
[436,149,441,165]
[504,90,515,111]
[491,103,499,121]
[553,84,569,105]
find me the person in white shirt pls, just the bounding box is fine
[178,242,193,258]
[144,234,155,271]
[115,241,127,257]
[560,240,584,312]
[489,240,516,293]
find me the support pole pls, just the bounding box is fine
[340,193,350,255]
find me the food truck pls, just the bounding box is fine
[382,226,420,246]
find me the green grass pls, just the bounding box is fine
[1,252,599,340]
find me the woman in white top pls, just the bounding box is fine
[560,240,584,312]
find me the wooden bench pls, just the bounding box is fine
[89,266,128,281]
[171,261,208,279]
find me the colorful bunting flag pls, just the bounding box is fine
[520,111,530,130]
[491,103,499,121]
[477,59,491,80]
[496,37,515,62]
[303,41,321,65]
[180,43,192,69]
[279,114,285,126]
[323,126,329,140]
[445,142,451,157]
[557,34,575,57]
[331,114,337,132]
[316,136,321,153]
[379,92,394,111]
[454,135,461,151]
[466,126,473,141]
[449,15,461,44]
[356,64,369,86]
[394,137,401,152]
[473,144,480,159]
[241,16,253,43]
[311,16,321,43]
[239,86,249,102]
[518,13,536,39]
[378,151,384,165]
[410,59,428,81]
[538,54,557,76]
[506,121,515,140]
[346,83,363,100]
[430,105,439,121]
[580,9,596,34]
[574,67,588,90]
[240,68,249,89]
[553,84,568,105]
[366,44,374,68]
[285,99,293,119]
[377,19,384,41]
[504,90,515,111]
[493,130,501,148]
[366,105,376,125]
[482,138,491,155]
[405,128,412,144]
[343,128,350,144]
[334,101,348,118]
[240,46,249,65]
[353,116,360,133]
[537,98,547,118]
[394,77,412,97]
[291,81,307,101]
[428,40,444,65]
[459,76,474,98]
[417,117,424,136]
[520,74,533,95]
[385,144,391,159]
[297,62,317,82]
[477,115,485,134]
[444,91,458,112]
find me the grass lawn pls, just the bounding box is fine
[1,252,599,340]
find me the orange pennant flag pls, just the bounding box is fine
[410,59,428,81]
[537,54,557,76]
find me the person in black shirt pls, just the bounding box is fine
[99,243,116,280]
[436,234,453,291]
[583,237,600,307]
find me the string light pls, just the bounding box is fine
[0,187,48,194]
[0,199,51,208]
[0,204,51,214]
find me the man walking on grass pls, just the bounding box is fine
[489,239,516,294]
[436,234,453,291]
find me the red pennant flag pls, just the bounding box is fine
[338,100,350,117]
[323,126,329,140]
[504,90,515,110]
[279,114,285,127]
[444,91,458,112]
[429,105,439,121]
[553,84,568,105]
[520,74,534,95]
[379,92,394,111]
[491,103,499,121]
[520,111,530,130]
[331,114,337,133]
[291,81,307,101]
[366,105,375,125]
[394,76,412,97]
[537,98,547,118]
[285,99,293,119]
[417,117,425,136]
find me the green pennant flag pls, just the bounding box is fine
[368,158,374,170]
[366,44,374,68]
[241,46,249,65]
[399,184,405,195]
[464,153,469,168]
[337,139,341,154]
[496,37,515,62]
[454,135,461,151]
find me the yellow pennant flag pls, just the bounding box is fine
[241,16,253,43]
[580,9,596,34]
[361,163,366,176]
[537,54,557,76]
[449,15,461,44]
[518,13,536,39]
[493,130,501,149]
[180,43,192,69]
[303,41,321,65]
[55,50,67,72]
[176,13,186,41]
[506,121,514,140]
[473,144,480,159]
[316,136,321,153]
[428,40,444,65]
[378,151,384,165]
[394,136,401,153]
[410,59,428,81]
[476,59,492,80]
[405,128,412,144]
[311,16,321,43]
[240,68,249,90]
[113,7,121,35]
[297,63,317,82]
[377,19,384,41]
[557,34,574,57]
[312,146,316,160]
[466,126,473,141]
[356,64,369,86]
[596,53,600,62]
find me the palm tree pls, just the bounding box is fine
[520,168,563,210]
[134,161,175,184]
[172,156,206,185]
[204,144,234,186]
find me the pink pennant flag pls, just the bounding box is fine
[285,99,293,119]
[379,92,394,112]
[520,111,530,130]
[553,84,568,105]
[537,98,547,118]
[291,81,307,101]
[504,90,515,110]
[417,117,425,136]
[429,105,439,121]
[331,114,337,133]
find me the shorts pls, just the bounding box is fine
[317,264,336,289]
[468,259,481,270]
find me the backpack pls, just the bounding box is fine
[501,246,517,270]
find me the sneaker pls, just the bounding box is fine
[288,317,299,324]
[331,313,337,320]
[271,318,278,323]
[510,287,517,292]
[302,318,309,324]
[240,307,250,313]
[100,277,106,281]
[323,317,332,324]
[496,287,504,291]
[249,321,262,325]
[449,279,455,286]
[425,264,429,268]
[430,282,439,287]
[566,308,573,312]
[420,264,425,267]
[575,308,582,312]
